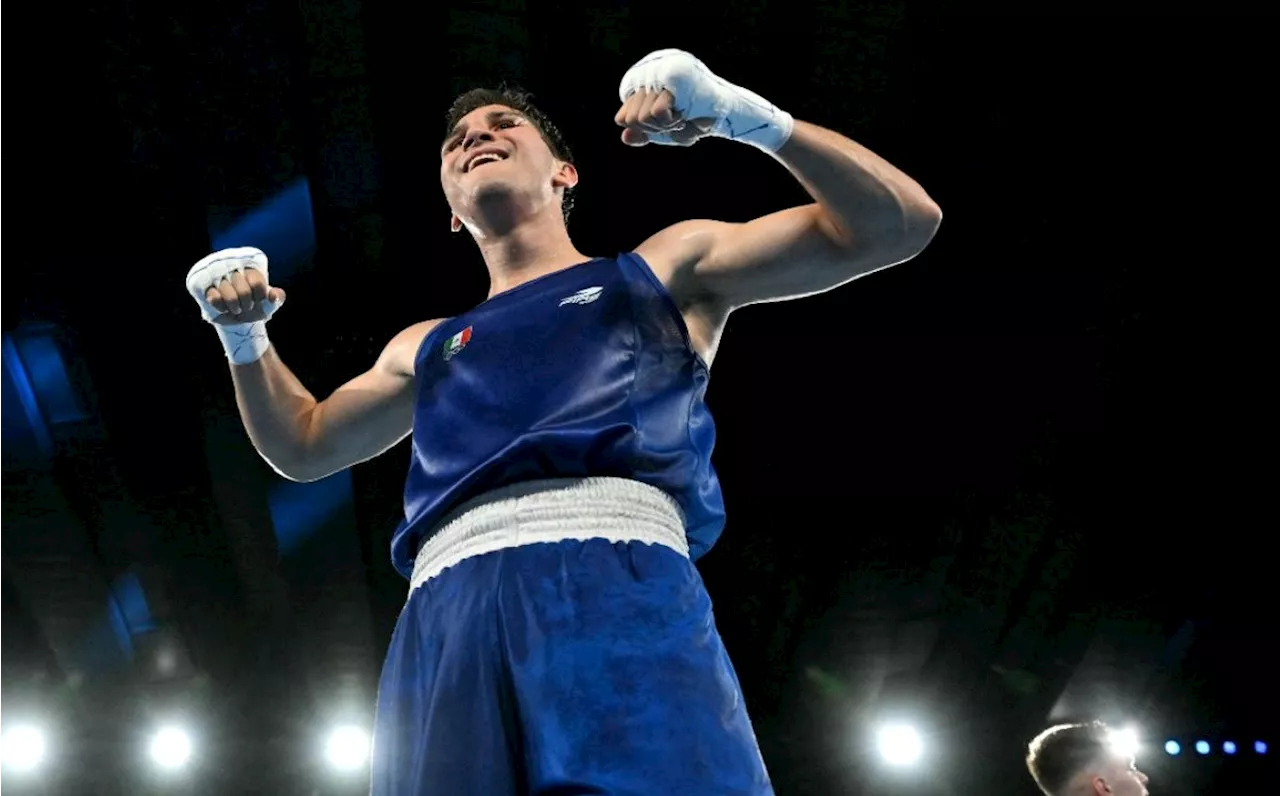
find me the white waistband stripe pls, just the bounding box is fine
[409,478,689,594]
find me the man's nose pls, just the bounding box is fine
[462,128,495,150]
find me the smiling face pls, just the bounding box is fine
[439,104,578,234]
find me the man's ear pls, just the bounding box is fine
[552,161,579,192]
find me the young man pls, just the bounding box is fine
[186,49,940,794]
[1026,722,1152,796]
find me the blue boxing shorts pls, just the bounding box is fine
[369,478,773,795]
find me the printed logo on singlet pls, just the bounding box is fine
[442,326,473,361]
[559,286,603,306]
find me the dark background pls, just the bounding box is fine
[2,1,1269,794]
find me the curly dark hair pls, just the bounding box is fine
[444,85,576,225]
[1026,721,1113,795]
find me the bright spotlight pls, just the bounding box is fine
[1195,740,1210,755]
[877,724,923,766]
[326,725,370,771]
[1109,727,1140,758]
[149,726,192,770]
[1256,740,1268,755]
[1223,741,1237,755]
[2,725,47,772]
[1164,740,1181,756]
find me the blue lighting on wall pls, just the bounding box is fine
[106,571,157,659]
[2,335,54,461]
[267,469,354,556]
[210,177,317,283]
[13,334,84,425]
[2,327,89,467]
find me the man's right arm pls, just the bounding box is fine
[185,247,438,482]
[228,320,438,482]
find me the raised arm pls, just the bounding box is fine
[185,247,436,482]
[641,120,941,311]
[229,321,434,482]
[618,50,941,310]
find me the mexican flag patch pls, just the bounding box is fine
[442,326,472,361]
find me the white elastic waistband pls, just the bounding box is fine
[409,477,689,594]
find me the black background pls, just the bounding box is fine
[3,1,1270,793]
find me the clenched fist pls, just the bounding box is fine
[614,87,715,148]
[186,247,285,326]
[204,266,286,325]
[615,49,794,153]
[186,247,284,364]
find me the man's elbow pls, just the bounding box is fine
[904,199,942,253]
[258,448,333,483]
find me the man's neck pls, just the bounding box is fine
[473,215,590,298]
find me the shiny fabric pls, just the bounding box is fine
[389,253,725,579]
[370,538,773,795]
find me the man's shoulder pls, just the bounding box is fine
[381,319,447,377]
[634,219,733,309]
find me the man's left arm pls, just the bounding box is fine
[620,50,942,309]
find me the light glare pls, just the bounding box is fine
[150,726,192,769]
[877,724,923,766]
[2,726,47,772]
[1109,727,1140,758]
[326,725,370,771]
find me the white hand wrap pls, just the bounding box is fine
[185,247,280,365]
[618,49,794,152]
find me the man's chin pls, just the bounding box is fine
[468,177,521,201]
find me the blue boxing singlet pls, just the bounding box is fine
[388,252,726,578]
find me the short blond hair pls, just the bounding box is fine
[1026,721,1111,795]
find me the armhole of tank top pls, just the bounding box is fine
[619,252,712,374]
[412,318,455,371]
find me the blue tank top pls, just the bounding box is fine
[388,252,725,578]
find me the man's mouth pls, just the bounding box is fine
[465,151,508,172]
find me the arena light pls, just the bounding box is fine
[1223,741,1237,755]
[1256,740,1268,755]
[325,725,370,771]
[1164,740,1181,756]
[149,726,193,770]
[1108,726,1140,758]
[2,725,47,772]
[1194,740,1210,755]
[876,723,923,766]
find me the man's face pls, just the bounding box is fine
[1096,754,1149,796]
[439,104,575,231]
